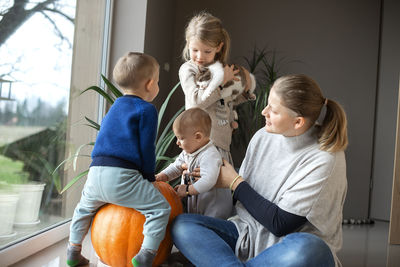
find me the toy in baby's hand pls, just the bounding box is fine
[195,61,255,129]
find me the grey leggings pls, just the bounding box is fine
[69,166,171,250]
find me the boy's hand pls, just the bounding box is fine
[155,173,168,182]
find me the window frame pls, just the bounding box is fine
[0,0,111,265]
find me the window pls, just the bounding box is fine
[0,0,76,250]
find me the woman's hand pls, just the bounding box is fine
[223,64,240,85]
[216,159,244,190]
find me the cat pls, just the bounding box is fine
[195,62,251,102]
[195,61,255,129]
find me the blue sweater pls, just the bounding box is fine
[91,95,158,181]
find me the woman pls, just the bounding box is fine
[172,74,348,267]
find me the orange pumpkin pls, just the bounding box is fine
[91,181,183,267]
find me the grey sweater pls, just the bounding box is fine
[230,126,347,267]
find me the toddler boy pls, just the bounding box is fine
[67,52,171,267]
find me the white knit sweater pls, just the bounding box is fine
[179,60,256,151]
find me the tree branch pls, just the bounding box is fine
[0,0,73,47]
[40,11,72,48]
[42,7,74,23]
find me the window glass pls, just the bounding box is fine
[0,0,76,249]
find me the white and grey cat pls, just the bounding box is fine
[195,61,255,128]
[195,61,252,101]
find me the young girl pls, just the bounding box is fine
[179,12,256,164]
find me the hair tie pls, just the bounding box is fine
[324,98,328,106]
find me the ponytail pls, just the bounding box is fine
[319,99,348,152]
[273,74,348,153]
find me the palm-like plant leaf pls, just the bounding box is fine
[157,82,181,131]
[80,85,115,105]
[60,169,89,194]
[232,47,285,164]
[84,116,100,131]
[101,74,123,98]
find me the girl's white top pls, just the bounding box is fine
[179,60,256,151]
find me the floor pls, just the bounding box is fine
[338,220,400,267]
[9,220,400,266]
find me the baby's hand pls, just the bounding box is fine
[155,173,168,182]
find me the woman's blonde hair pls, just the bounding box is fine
[182,12,230,64]
[273,74,348,152]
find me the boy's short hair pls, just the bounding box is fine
[173,108,211,137]
[113,52,159,89]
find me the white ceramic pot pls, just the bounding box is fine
[0,192,19,237]
[12,182,45,225]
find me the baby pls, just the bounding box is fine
[156,107,233,219]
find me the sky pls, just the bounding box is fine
[0,1,75,113]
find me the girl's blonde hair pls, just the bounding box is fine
[273,74,348,152]
[182,12,230,64]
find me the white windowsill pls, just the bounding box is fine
[0,221,70,266]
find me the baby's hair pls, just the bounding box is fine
[173,108,212,137]
[272,74,348,152]
[113,52,159,90]
[182,11,230,64]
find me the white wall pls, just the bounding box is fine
[108,0,148,76]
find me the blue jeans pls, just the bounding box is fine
[172,214,335,267]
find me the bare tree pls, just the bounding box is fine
[0,0,74,47]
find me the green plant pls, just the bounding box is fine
[0,155,29,184]
[55,75,183,193]
[231,47,285,165]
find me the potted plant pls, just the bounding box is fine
[0,178,19,237]
[0,155,45,232]
[231,47,290,165]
